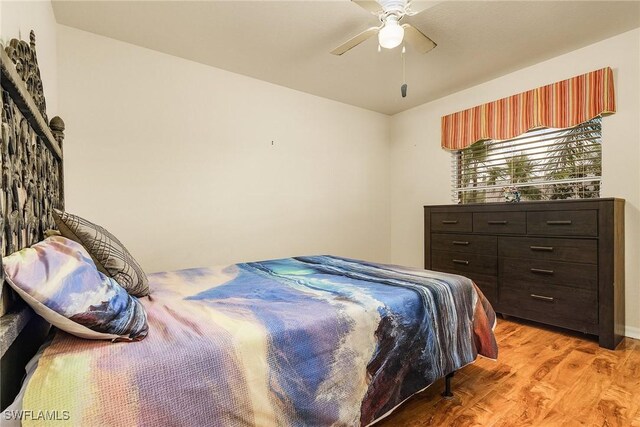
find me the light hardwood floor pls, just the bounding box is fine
[379,318,640,427]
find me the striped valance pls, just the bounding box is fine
[441,67,616,151]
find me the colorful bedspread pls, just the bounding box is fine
[21,256,497,426]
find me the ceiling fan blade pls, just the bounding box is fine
[405,1,441,16]
[402,23,437,53]
[331,26,380,55]
[353,0,382,14]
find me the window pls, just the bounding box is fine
[452,117,602,204]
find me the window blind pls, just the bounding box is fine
[452,118,602,204]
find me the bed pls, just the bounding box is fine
[0,32,497,426]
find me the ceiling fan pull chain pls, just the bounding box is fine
[401,45,407,98]
[402,44,406,80]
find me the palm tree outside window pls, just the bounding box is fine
[452,118,602,204]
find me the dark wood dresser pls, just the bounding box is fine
[424,199,625,349]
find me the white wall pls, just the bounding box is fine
[57,25,391,273]
[389,28,640,338]
[0,0,58,118]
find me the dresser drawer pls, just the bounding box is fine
[499,283,597,330]
[498,237,598,264]
[431,212,472,232]
[432,250,497,276]
[474,212,526,234]
[432,233,497,254]
[499,258,597,291]
[527,210,598,236]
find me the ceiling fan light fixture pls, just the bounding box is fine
[330,1,436,56]
[378,17,404,49]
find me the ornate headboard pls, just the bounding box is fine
[0,31,66,409]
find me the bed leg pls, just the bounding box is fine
[442,372,455,399]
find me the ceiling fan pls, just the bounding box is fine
[331,0,437,55]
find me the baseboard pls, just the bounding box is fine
[625,326,640,340]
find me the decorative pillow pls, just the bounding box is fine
[44,229,61,238]
[2,236,148,341]
[53,209,149,297]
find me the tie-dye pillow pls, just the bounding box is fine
[2,236,148,341]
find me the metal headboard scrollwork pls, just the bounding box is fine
[1,29,65,332]
[4,31,48,122]
[0,30,66,409]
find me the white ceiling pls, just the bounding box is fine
[52,0,640,115]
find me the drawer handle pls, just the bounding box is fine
[546,220,572,225]
[452,241,470,246]
[442,220,459,225]
[487,220,508,225]
[530,268,554,275]
[530,246,554,252]
[452,259,469,265]
[530,294,555,302]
